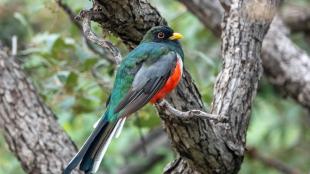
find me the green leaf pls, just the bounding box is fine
[81,58,98,71]
[65,72,78,91]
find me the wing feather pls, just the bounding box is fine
[114,52,178,117]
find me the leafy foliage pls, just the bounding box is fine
[0,0,309,174]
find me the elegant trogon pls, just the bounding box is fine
[64,26,184,174]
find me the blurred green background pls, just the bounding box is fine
[0,0,309,174]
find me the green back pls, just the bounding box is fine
[105,41,183,121]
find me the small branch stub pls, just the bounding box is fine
[157,100,228,122]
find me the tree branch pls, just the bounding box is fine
[281,5,310,33]
[119,128,169,174]
[55,0,82,30]
[178,0,310,110]
[124,128,168,158]
[118,154,165,174]
[90,0,167,49]
[262,17,310,110]
[76,10,122,65]
[0,51,82,174]
[178,0,223,36]
[55,0,117,64]
[247,147,301,174]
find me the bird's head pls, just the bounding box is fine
[141,26,183,43]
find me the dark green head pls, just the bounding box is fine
[141,26,184,59]
[141,26,183,43]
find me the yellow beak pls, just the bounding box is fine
[169,32,183,40]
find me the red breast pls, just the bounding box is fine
[150,58,183,103]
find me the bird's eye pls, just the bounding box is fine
[157,32,165,39]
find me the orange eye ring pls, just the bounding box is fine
[157,32,165,39]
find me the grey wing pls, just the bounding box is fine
[114,51,178,117]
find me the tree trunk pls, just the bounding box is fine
[0,51,81,174]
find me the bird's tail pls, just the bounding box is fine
[63,112,126,174]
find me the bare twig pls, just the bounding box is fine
[76,10,122,65]
[124,128,168,158]
[55,0,117,63]
[55,0,119,94]
[55,0,82,30]
[118,153,165,174]
[247,147,301,174]
[91,62,113,91]
[121,127,168,174]
[156,100,227,121]
[135,113,148,156]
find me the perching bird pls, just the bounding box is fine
[64,26,184,174]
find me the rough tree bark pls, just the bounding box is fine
[262,18,310,110]
[91,0,166,49]
[0,51,81,174]
[89,0,279,173]
[178,0,310,110]
[162,0,279,173]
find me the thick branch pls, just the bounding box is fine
[281,5,310,33]
[247,147,301,174]
[262,17,310,109]
[91,0,167,49]
[179,0,310,110]
[0,51,81,174]
[178,0,223,36]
